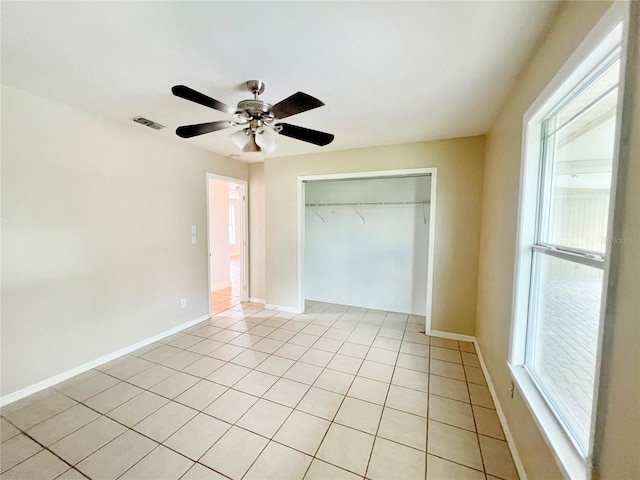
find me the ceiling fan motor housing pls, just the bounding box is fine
[236,99,273,120]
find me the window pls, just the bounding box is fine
[510,13,627,478]
[527,49,620,453]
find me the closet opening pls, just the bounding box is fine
[298,168,437,333]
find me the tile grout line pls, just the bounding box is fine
[51,387,228,479]
[233,301,347,479]
[362,315,412,480]
[420,340,496,478]
[461,341,489,478]
[189,304,412,478]
[0,415,82,478]
[291,305,408,479]
[276,304,382,480]
[234,300,346,480]
[0,305,275,479]
[1,302,474,480]
[282,306,369,478]
[94,319,425,425]
[11,317,482,479]
[3,338,440,460]
[63,382,233,479]
[424,341,432,480]
[140,307,426,475]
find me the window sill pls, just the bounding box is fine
[507,363,588,480]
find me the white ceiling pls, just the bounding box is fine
[1,1,560,163]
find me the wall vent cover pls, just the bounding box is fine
[132,116,165,130]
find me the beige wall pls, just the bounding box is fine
[0,84,247,398]
[476,1,639,478]
[248,162,266,301]
[263,137,485,335]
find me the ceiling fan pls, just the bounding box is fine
[171,80,334,154]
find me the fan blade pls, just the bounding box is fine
[172,85,235,114]
[176,121,234,138]
[276,123,334,146]
[272,92,325,119]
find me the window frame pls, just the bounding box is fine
[508,3,631,478]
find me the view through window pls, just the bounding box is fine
[525,48,620,453]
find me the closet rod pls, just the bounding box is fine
[305,201,429,207]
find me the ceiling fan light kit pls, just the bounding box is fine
[172,80,334,154]
[255,126,278,153]
[230,128,261,152]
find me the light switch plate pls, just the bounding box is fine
[191,225,197,234]
[191,235,197,244]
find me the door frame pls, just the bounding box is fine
[206,172,249,314]
[297,167,437,333]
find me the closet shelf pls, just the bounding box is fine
[305,201,430,224]
[305,201,429,207]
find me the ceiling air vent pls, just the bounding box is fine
[132,116,165,130]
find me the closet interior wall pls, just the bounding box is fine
[304,175,431,315]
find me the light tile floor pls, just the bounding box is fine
[0,301,518,480]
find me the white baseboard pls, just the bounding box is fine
[473,339,528,480]
[211,280,231,292]
[248,297,266,304]
[264,304,302,314]
[428,330,527,480]
[429,329,476,343]
[0,313,211,407]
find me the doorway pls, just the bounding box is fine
[298,168,437,333]
[206,173,248,314]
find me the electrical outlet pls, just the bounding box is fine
[181,298,187,308]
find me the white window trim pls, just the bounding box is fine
[508,2,631,479]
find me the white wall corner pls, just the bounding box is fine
[0,313,211,407]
